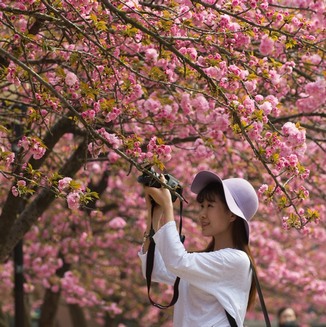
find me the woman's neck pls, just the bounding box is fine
[213,235,235,251]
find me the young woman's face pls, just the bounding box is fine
[279,308,297,325]
[198,195,234,239]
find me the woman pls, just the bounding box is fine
[277,307,299,327]
[139,170,259,327]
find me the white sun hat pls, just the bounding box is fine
[190,171,259,241]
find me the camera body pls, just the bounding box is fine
[137,166,183,202]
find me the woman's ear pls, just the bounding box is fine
[229,212,237,222]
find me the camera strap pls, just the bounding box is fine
[145,201,184,309]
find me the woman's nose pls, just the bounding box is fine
[199,208,206,219]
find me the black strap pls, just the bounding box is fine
[225,309,238,327]
[145,201,184,309]
[224,262,271,327]
[251,263,271,327]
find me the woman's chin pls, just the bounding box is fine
[201,229,211,237]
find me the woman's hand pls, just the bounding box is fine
[144,175,174,225]
[144,192,163,229]
[141,175,175,252]
[144,175,172,207]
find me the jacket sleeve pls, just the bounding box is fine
[138,245,177,286]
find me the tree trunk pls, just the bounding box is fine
[68,304,88,327]
[38,290,62,327]
[0,305,9,327]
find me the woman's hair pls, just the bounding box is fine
[277,306,297,320]
[196,182,257,310]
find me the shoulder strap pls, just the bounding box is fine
[224,261,271,327]
[145,201,184,309]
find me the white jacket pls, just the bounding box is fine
[139,221,252,327]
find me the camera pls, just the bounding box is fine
[137,166,183,202]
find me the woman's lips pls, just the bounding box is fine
[201,222,209,228]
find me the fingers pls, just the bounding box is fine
[144,186,170,207]
[159,173,166,183]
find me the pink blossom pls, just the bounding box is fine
[51,284,60,293]
[156,144,172,161]
[106,302,122,315]
[147,137,158,152]
[260,1,268,10]
[105,107,121,123]
[282,122,306,146]
[243,97,255,114]
[187,47,197,60]
[18,136,30,151]
[194,138,211,158]
[258,184,268,195]
[98,128,121,149]
[5,152,15,167]
[31,142,46,159]
[204,66,219,79]
[108,217,127,229]
[255,94,264,102]
[58,177,72,191]
[180,93,192,114]
[143,98,161,114]
[305,78,326,97]
[228,65,248,79]
[244,80,257,93]
[219,14,230,28]
[302,54,322,65]
[211,112,229,132]
[259,101,272,115]
[145,48,158,63]
[259,34,274,55]
[17,180,26,187]
[191,95,209,112]
[248,121,264,139]
[105,134,121,149]
[67,192,81,210]
[265,95,279,107]
[65,72,78,86]
[287,154,298,167]
[24,283,35,293]
[108,151,120,163]
[81,110,96,121]
[18,137,46,159]
[234,32,251,48]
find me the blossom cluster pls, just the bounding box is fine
[18,136,46,160]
